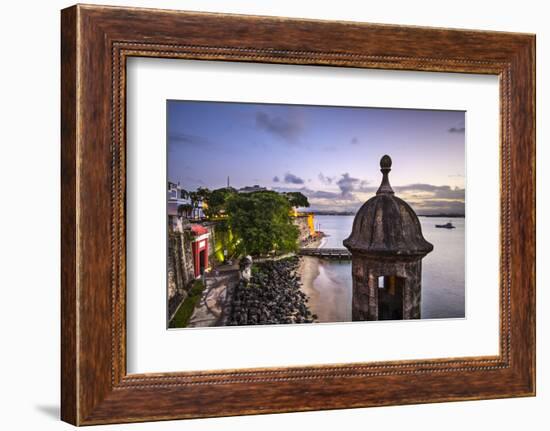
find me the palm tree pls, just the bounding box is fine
[179,188,189,200]
[190,187,211,219]
[188,191,200,220]
[177,203,193,219]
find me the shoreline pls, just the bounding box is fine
[297,231,323,317]
[298,255,352,323]
[297,256,321,321]
[300,232,326,249]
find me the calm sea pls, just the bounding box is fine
[305,215,465,321]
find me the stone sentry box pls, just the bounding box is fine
[344,155,433,321]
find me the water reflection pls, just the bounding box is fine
[302,215,465,322]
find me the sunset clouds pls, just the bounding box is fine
[168,101,465,215]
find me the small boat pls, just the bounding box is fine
[435,222,456,229]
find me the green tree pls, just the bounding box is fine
[188,191,199,219]
[179,188,189,199]
[195,187,211,204]
[226,191,299,256]
[204,187,236,218]
[284,191,310,208]
[187,187,210,219]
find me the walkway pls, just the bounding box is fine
[298,248,351,260]
[187,268,240,327]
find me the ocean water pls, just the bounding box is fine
[306,215,465,321]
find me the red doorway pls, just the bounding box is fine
[190,225,210,278]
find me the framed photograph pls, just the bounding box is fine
[61,4,536,425]
[164,101,466,329]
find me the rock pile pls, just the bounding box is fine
[228,256,317,326]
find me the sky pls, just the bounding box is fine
[167,100,465,215]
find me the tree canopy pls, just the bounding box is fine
[283,191,310,208]
[194,187,211,203]
[226,191,299,256]
[204,187,237,218]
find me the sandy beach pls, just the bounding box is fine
[298,256,352,323]
[298,256,321,300]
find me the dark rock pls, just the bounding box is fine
[227,256,316,326]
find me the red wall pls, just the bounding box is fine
[192,238,209,278]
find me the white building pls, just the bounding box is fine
[167,181,205,219]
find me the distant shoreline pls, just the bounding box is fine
[418,214,465,218]
[310,212,465,218]
[309,211,355,216]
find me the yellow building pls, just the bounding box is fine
[306,213,315,237]
[290,209,316,239]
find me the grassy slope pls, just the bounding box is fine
[168,280,205,328]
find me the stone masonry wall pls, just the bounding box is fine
[168,220,225,303]
[167,229,194,301]
[351,256,422,320]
